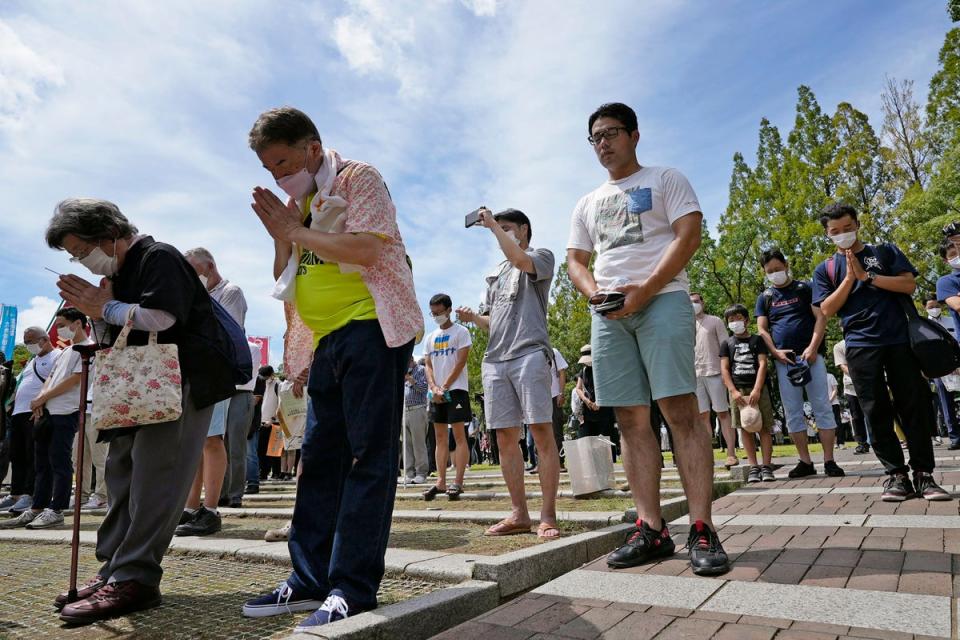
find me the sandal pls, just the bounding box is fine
[484,519,532,536]
[446,484,463,501]
[537,522,561,539]
[422,485,444,502]
[724,456,739,469]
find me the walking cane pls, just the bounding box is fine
[66,343,100,604]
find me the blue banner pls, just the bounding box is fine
[0,305,17,361]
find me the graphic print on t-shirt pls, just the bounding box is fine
[731,341,759,383]
[432,333,453,356]
[595,187,652,253]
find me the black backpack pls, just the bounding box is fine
[826,245,960,379]
[759,281,812,318]
[209,297,254,385]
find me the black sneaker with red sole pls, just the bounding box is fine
[606,519,675,569]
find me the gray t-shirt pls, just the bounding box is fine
[482,247,555,363]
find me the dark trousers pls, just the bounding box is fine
[933,379,960,445]
[222,391,254,500]
[846,343,936,475]
[551,400,565,464]
[845,394,870,445]
[10,413,35,496]
[831,405,846,444]
[33,412,78,511]
[287,320,412,609]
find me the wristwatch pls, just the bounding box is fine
[865,272,877,285]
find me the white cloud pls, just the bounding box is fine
[15,296,60,335]
[0,20,64,133]
[462,0,498,17]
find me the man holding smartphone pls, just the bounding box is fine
[566,102,729,575]
[457,208,561,540]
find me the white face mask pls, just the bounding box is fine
[928,308,942,319]
[692,302,703,315]
[830,231,858,250]
[58,325,76,341]
[25,343,41,356]
[506,230,522,246]
[767,270,789,287]
[79,241,119,276]
[198,274,209,290]
[728,320,746,334]
[433,313,449,326]
[949,256,960,270]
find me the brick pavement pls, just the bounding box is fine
[435,447,960,639]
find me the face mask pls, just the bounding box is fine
[58,325,76,341]
[767,270,789,286]
[928,308,942,319]
[25,343,41,356]
[692,303,703,315]
[506,231,522,246]
[830,231,858,250]
[79,244,119,276]
[728,320,746,334]
[276,147,317,199]
[433,314,449,326]
[949,256,960,270]
[198,274,209,289]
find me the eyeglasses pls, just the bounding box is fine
[68,243,97,263]
[588,127,628,146]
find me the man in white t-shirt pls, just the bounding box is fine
[690,293,737,467]
[422,293,472,501]
[3,308,91,530]
[566,102,729,576]
[0,327,60,515]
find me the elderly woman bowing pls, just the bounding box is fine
[44,198,235,625]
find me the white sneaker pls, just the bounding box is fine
[81,497,107,511]
[264,522,291,542]
[934,437,943,446]
[0,510,38,529]
[25,508,65,529]
[412,475,426,484]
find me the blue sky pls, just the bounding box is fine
[0,0,951,362]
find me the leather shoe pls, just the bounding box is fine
[175,506,221,536]
[54,574,107,611]
[59,580,161,625]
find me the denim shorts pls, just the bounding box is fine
[591,290,696,407]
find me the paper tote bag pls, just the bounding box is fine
[91,310,183,431]
[562,436,615,496]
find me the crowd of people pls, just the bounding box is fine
[0,101,956,635]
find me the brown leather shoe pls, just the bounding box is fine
[59,580,161,625]
[54,574,107,610]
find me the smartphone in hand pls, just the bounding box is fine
[589,291,626,315]
[465,207,485,228]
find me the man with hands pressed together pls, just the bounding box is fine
[456,206,561,539]
[242,107,421,633]
[566,102,729,575]
[813,203,950,502]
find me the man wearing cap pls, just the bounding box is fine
[566,102,729,575]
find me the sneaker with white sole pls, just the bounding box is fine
[0,509,38,529]
[242,581,324,617]
[0,495,17,511]
[263,522,291,542]
[81,497,107,511]
[7,495,32,514]
[26,508,65,529]
[412,475,426,484]
[294,591,353,632]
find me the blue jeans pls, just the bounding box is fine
[286,320,413,610]
[33,412,78,511]
[525,425,538,466]
[775,357,836,434]
[246,429,260,490]
[934,378,960,445]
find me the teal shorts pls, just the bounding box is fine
[591,290,696,407]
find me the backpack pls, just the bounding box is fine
[209,297,254,385]
[826,245,960,379]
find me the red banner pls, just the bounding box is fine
[248,336,270,367]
